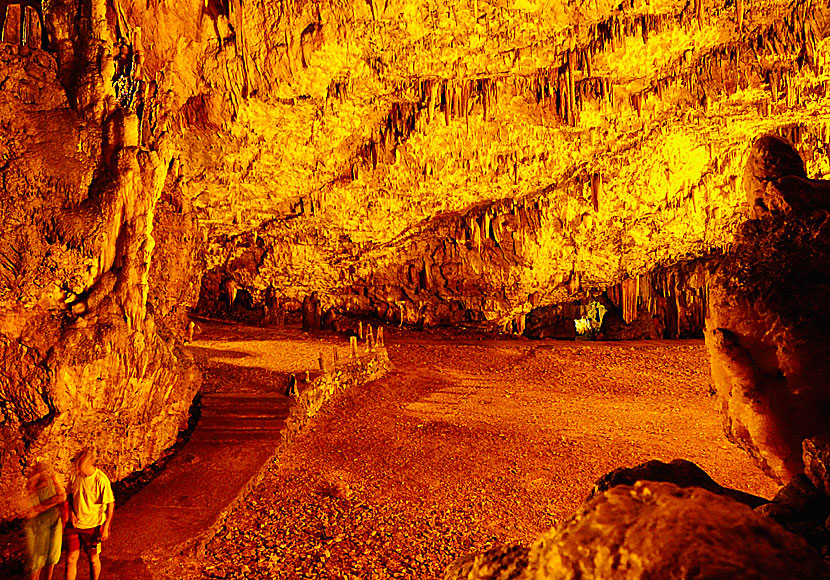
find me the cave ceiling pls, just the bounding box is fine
[173,0,830,324]
[3,0,830,327]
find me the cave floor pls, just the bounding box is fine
[0,325,782,579]
[158,327,780,580]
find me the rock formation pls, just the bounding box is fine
[706,135,830,483]
[589,458,767,508]
[0,0,829,523]
[446,456,830,578]
[445,479,830,580]
[0,6,200,519]
[523,481,829,580]
[444,139,830,579]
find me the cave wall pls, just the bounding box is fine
[0,0,829,519]
[0,3,202,519]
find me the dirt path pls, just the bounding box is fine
[183,335,779,580]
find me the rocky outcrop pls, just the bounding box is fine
[706,135,830,483]
[0,33,199,518]
[446,480,829,580]
[754,436,830,558]
[525,481,829,580]
[805,435,830,497]
[590,458,767,508]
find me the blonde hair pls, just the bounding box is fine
[73,446,97,470]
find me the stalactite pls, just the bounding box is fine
[622,277,639,324]
[632,93,642,116]
[443,81,450,126]
[567,50,576,126]
[481,79,489,121]
[737,0,745,32]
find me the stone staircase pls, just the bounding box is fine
[195,392,292,442]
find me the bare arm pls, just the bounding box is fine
[101,502,114,541]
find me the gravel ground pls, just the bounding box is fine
[173,332,779,580]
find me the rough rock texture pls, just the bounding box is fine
[523,481,829,580]
[744,134,830,218]
[184,0,830,330]
[805,435,830,497]
[706,136,830,483]
[589,458,767,508]
[756,460,830,557]
[1,0,830,523]
[0,29,199,517]
[445,481,829,580]
[443,545,530,580]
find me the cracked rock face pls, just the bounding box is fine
[0,35,200,519]
[525,481,829,580]
[445,480,829,580]
[706,136,830,483]
[0,0,829,520]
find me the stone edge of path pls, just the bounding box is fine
[171,348,393,560]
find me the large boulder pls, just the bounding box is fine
[446,481,829,580]
[590,458,767,508]
[525,481,829,580]
[706,135,830,482]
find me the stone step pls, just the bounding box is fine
[200,406,291,419]
[188,429,283,443]
[199,417,286,431]
[200,393,290,409]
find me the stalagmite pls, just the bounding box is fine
[23,5,41,48]
[222,278,238,307]
[349,335,359,358]
[366,325,375,351]
[2,4,21,45]
[591,173,602,212]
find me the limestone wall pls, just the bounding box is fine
[1,0,830,519]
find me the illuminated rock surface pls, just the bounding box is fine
[706,136,830,483]
[446,481,828,580]
[0,0,829,544]
[521,481,829,580]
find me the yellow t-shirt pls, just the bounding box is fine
[69,468,114,529]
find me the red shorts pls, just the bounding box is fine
[65,525,102,554]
